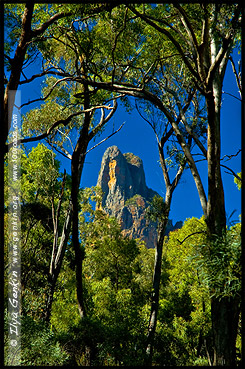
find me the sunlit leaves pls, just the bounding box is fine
[193,224,242,299]
[21,143,62,204]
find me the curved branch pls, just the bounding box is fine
[85,122,125,156]
[229,56,242,98]
[19,69,72,85]
[20,76,73,108]
[6,111,83,152]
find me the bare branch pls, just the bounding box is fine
[229,56,242,98]
[48,142,72,160]
[221,149,241,162]
[170,159,186,194]
[222,90,241,102]
[19,69,72,85]
[88,98,118,140]
[56,128,74,152]
[163,85,207,157]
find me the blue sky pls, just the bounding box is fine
[19,50,241,226]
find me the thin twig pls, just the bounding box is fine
[221,164,241,181]
[221,149,241,162]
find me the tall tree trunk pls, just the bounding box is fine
[44,275,58,323]
[144,137,185,366]
[205,79,240,365]
[71,80,91,317]
[71,138,88,319]
[211,296,240,366]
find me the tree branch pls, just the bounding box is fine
[85,122,125,156]
[221,164,242,182]
[19,69,72,85]
[127,5,199,81]
[88,98,118,141]
[221,149,241,162]
[174,4,199,56]
[20,76,74,108]
[177,231,206,245]
[229,56,242,98]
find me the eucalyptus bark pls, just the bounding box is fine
[205,78,239,366]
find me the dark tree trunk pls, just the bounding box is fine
[205,81,240,365]
[206,88,226,238]
[144,204,170,366]
[4,3,34,147]
[71,139,88,318]
[71,81,90,318]
[44,275,58,323]
[211,296,240,366]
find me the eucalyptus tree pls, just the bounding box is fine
[135,80,207,364]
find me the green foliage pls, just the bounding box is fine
[11,144,72,318]
[4,312,69,366]
[156,217,212,365]
[125,194,144,207]
[190,224,242,300]
[50,266,80,333]
[21,143,62,203]
[145,195,169,223]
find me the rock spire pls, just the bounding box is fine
[96,146,182,248]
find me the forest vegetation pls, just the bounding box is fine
[3,3,242,366]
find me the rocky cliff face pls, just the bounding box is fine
[96,146,182,248]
